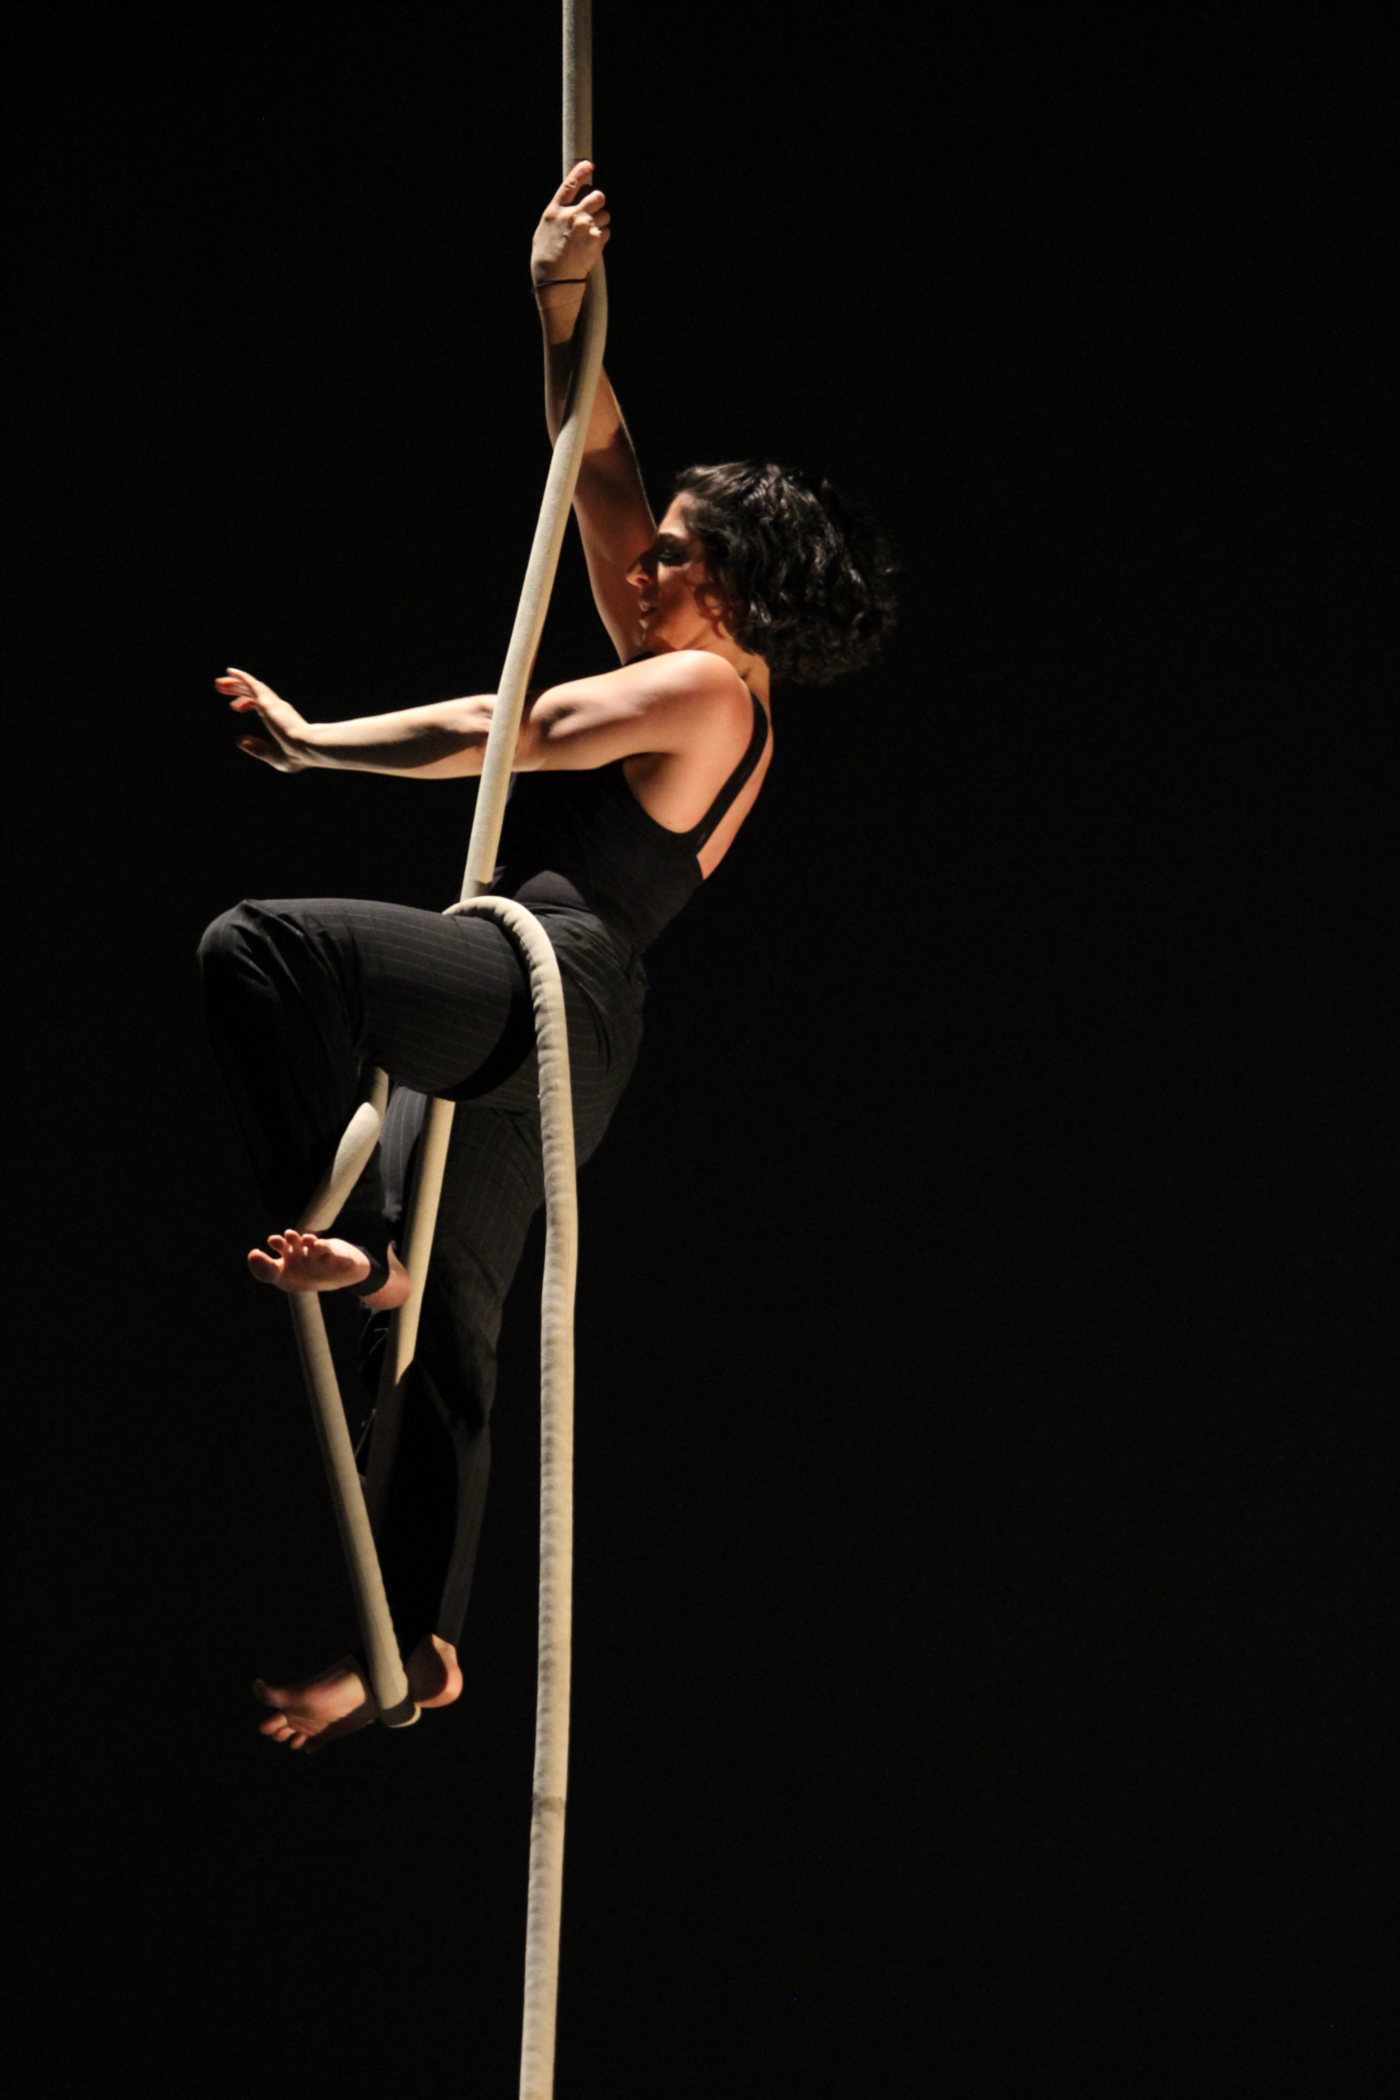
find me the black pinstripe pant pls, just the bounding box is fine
[198,896,646,1651]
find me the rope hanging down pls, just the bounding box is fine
[284,5,604,2092]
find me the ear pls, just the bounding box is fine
[690,543,738,636]
[693,576,737,637]
[688,575,722,630]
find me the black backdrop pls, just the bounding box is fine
[9,9,1392,2094]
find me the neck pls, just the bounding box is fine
[639,625,770,703]
[702,630,771,703]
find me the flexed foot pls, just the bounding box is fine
[247,1230,411,1310]
[254,1636,461,1752]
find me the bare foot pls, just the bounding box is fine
[406,1634,463,1710]
[254,1636,461,1752]
[253,1655,377,1751]
[247,1229,411,1310]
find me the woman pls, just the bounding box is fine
[199,162,896,1749]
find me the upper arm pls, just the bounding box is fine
[575,460,656,663]
[570,373,656,661]
[520,651,750,772]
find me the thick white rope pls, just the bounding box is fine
[281,3,600,2086]
[446,898,578,2100]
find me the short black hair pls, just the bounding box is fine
[673,460,897,686]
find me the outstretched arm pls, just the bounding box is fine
[220,651,750,782]
[221,670,498,779]
[532,162,656,663]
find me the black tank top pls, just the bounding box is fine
[491,689,769,953]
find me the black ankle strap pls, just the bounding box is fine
[350,1243,394,1298]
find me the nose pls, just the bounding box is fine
[627,546,657,588]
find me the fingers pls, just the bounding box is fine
[218,668,279,719]
[562,200,611,250]
[550,162,609,223]
[535,162,611,279]
[555,158,594,202]
[570,191,609,233]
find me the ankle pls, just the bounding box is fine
[407,1633,461,1707]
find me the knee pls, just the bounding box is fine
[197,900,287,992]
[196,901,255,979]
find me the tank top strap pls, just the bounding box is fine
[688,691,769,851]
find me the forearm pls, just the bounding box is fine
[536,282,654,660]
[537,282,635,465]
[302,696,497,779]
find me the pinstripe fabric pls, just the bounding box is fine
[199,896,646,1647]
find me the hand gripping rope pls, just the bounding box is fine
[284,8,603,2091]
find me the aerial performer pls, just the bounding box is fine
[199,162,897,1752]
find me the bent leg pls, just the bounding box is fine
[197,897,538,1245]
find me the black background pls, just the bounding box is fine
[8,7,1393,2094]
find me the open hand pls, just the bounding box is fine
[531,160,611,286]
[217,667,316,772]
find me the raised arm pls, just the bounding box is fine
[531,162,657,663]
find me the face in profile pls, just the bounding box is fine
[627,497,733,653]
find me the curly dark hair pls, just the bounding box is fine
[672,460,898,686]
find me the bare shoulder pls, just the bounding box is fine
[622,652,771,854]
[642,650,757,739]
[524,651,755,773]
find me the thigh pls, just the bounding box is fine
[277,897,538,1103]
[272,897,647,1127]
